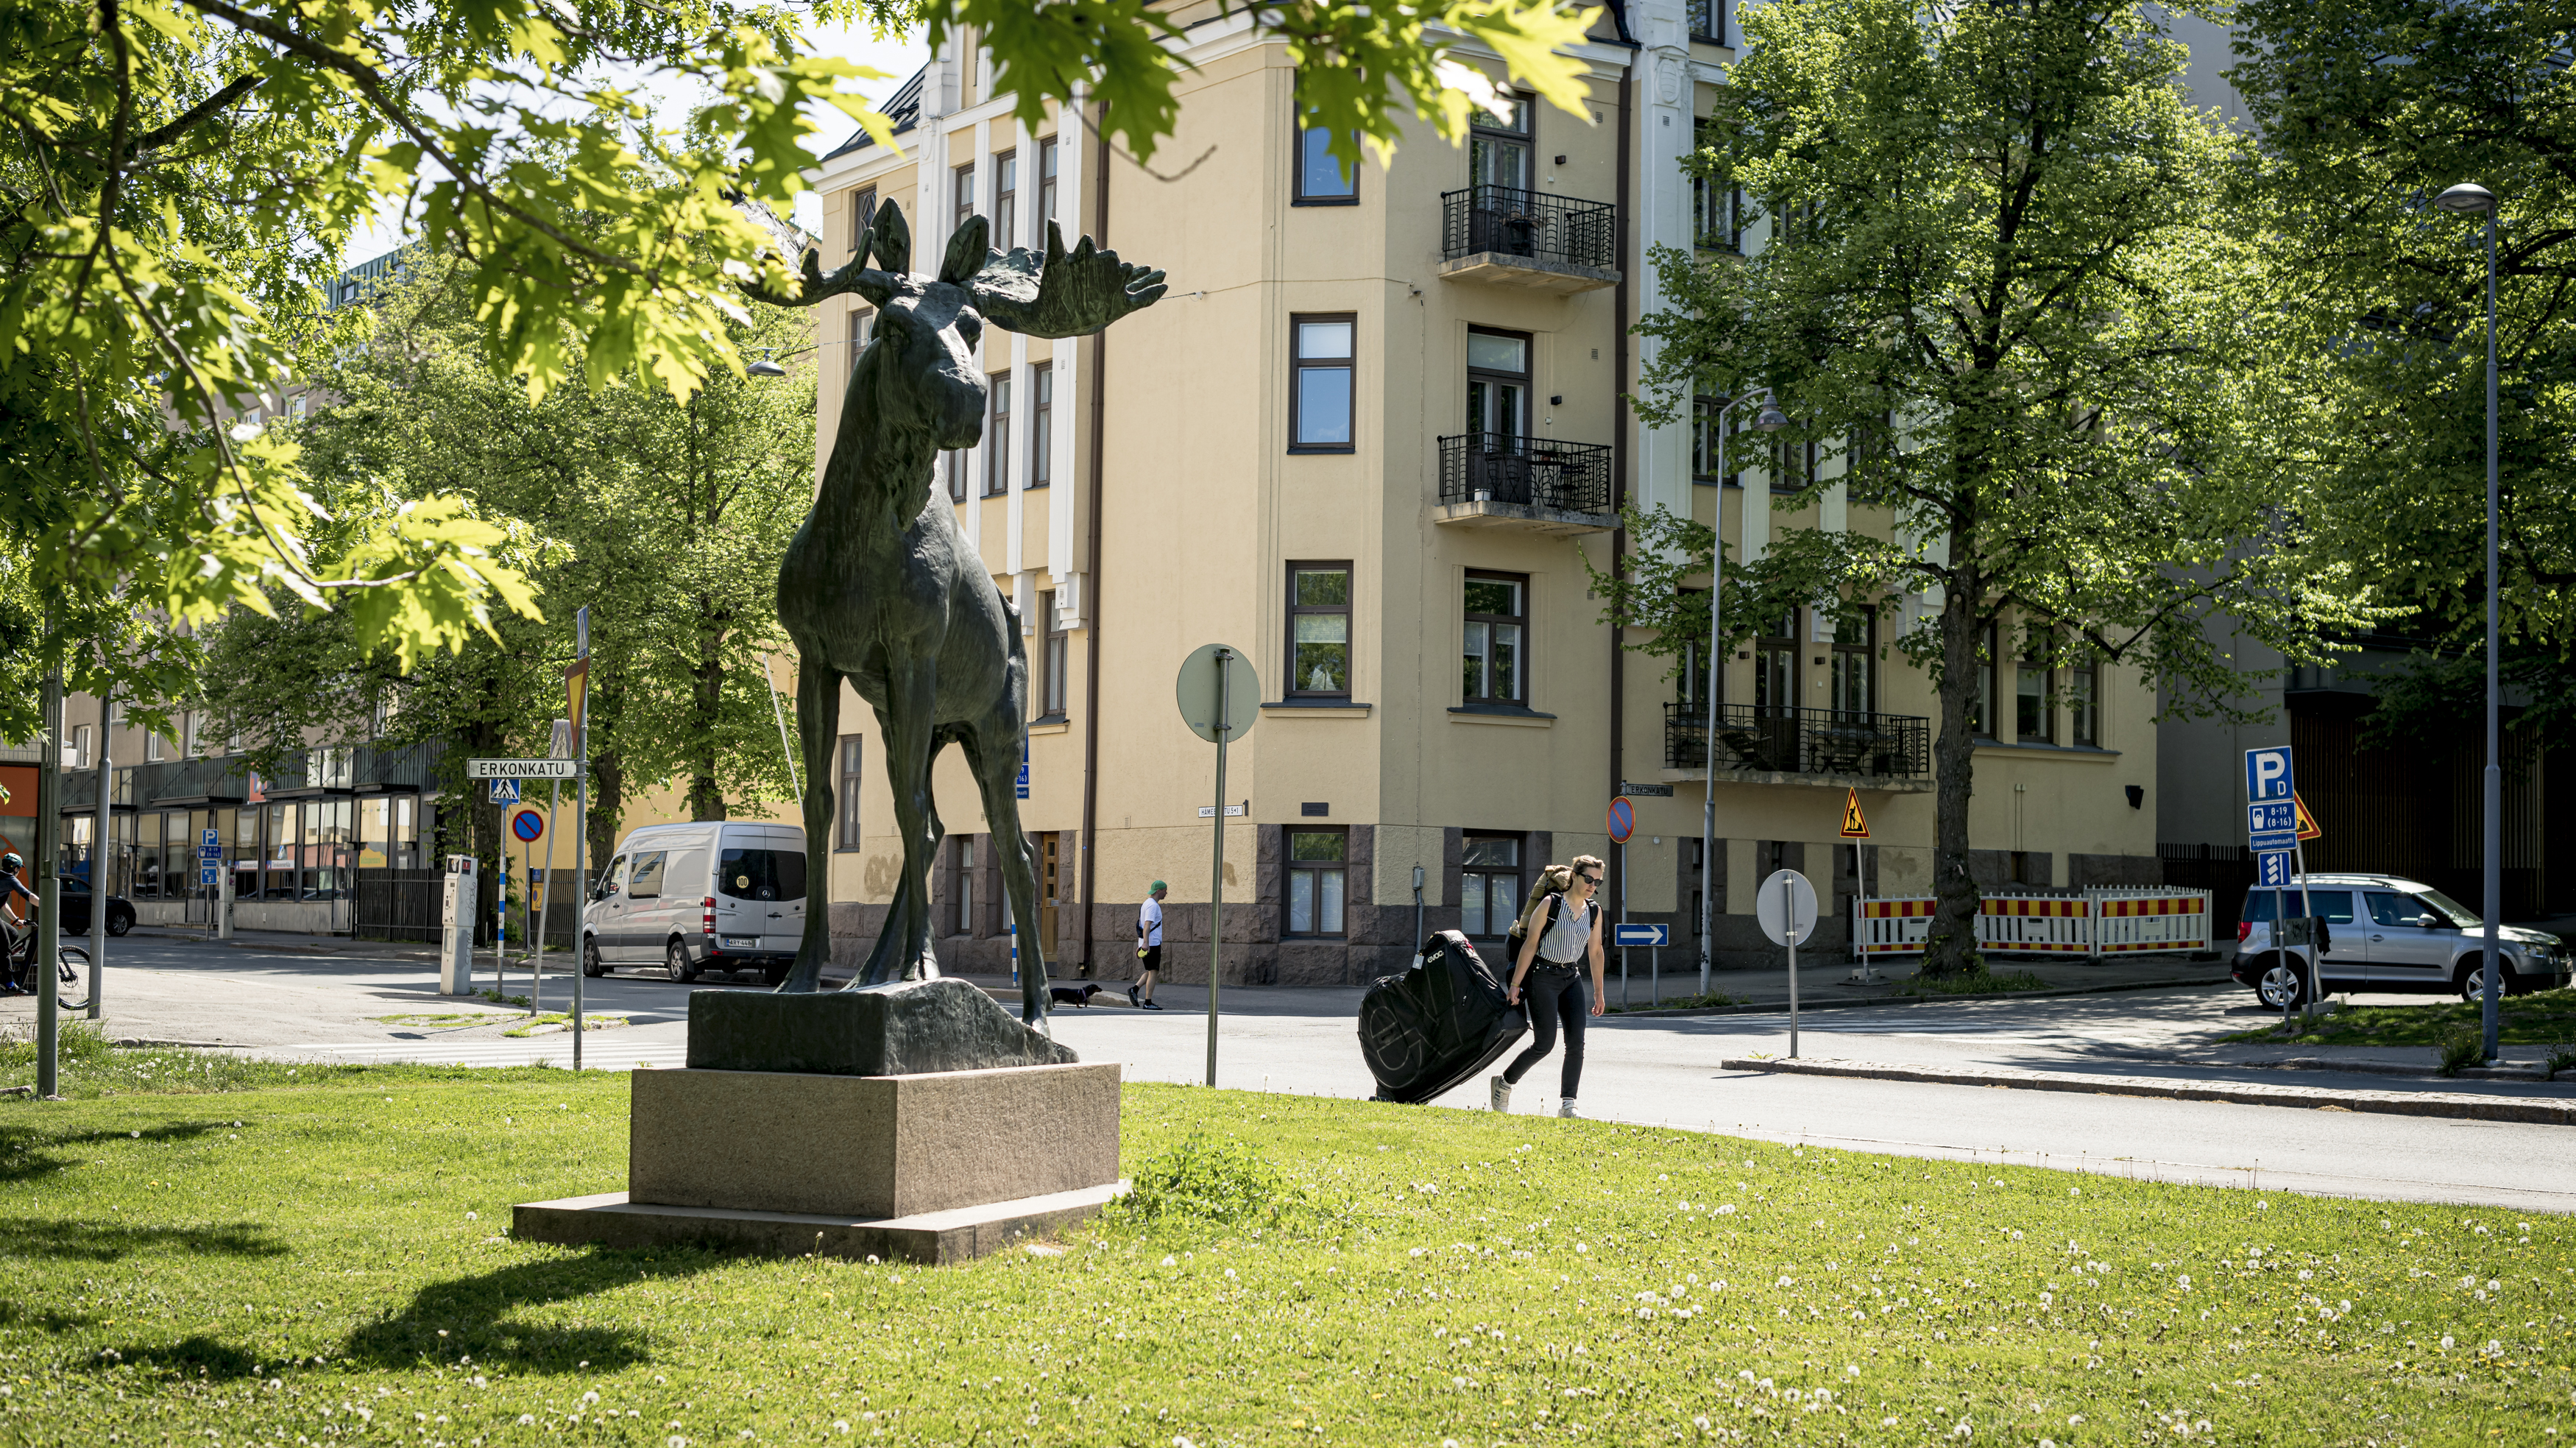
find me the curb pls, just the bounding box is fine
[2209,1054,2560,1084]
[1719,1056,2576,1126]
[1606,974,2238,1019]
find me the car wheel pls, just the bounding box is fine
[106,907,132,938]
[668,939,698,983]
[2254,956,2309,1010]
[762,963,788,986]
[2458,959,2516,1003]
[583,939,606,978]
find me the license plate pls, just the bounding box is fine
[720,935,757,948]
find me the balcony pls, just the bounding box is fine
[1664,703,1934,791]
[1439,186,1620,293]
[1436,434,1616,534]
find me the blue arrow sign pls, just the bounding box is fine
[1613,922,1669,947]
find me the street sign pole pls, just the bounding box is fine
[34,661,59,1100]
[1175,644,1258,1088]
[1206,652,1230,1088]
[88,693,110,1020]
[1757,870,1819,1059]
[1784,874,1800,1059]
[573,607,590,1072]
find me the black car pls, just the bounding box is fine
[57,877,133,937]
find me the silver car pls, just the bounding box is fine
[2233,872,2564,1009]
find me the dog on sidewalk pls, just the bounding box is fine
[1049,982,1105,1009]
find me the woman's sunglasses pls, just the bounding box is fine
[1576,872,1602,885]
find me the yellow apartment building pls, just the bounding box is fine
[802,0,2161,986]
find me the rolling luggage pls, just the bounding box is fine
[1358,930,1528,1104]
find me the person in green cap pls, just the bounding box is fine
[1130,880,1167,1009]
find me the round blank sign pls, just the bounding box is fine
[1175,643,1259,744]
[1756,869,1819,946]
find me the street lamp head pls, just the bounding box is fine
[2433,183,2497,215]
[747,352,788,378]
[1754,403,1788,432]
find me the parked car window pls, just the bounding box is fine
[628,851,667,900]
[2240,888,2355,925]
[719,848,807,902]
[594,854,627,899]
[2367,891,2436,928]
[2412,887,2481,928]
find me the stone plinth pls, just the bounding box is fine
[686,978,1077,1076]
[628,1062,1119,1220]
[513,1181,1127,1265]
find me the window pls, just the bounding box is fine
[1691,394,1727,484]
[993,150,1018,250]
[1038,591,1068,718]
[851,187,877,252]
[1286,829,1348,936]
[984,372,1013,496]
[1460,835,1521,937]
[627,850,667,900]
[949,835,977,936]
[1462,571,1526,704]
[1692,0,1725,42]
[2068,655,2099,746]
[946,431,969,503]
[2016,640,2053,743]
[1469,96,1532,191]
[1029,361,1052,488]
[1676,598,1716,709]
[2240,889,2357,926]
[1465,328,1529,445]
[1295,115,1359,202]
[837,734,864,850]
[1970,621,1998,736]
[952,161,977,233]
[1290,314,1355,451]
[1288,565,1353,696]
[1772,428,1814,494]
[1693,172,1742,252]
[145,728,166,762]
[1037,137,1059,233]
[66,724,91,770]
[1830,614,1875,716]
[1754,610,1798,713]
[849,306,874,377]
[718,847,806,901]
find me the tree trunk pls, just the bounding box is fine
[684,598,730,822]
[1922,563,1985,978]
[588,668,626,873]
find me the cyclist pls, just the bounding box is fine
[0,852,33,994]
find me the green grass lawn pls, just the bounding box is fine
[0,1042,2569,1445]
[2224,987,2576,1050]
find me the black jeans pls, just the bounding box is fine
[1503,964,1589,1098]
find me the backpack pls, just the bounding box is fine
[1504,891,1566,967]
[1357,930,1528,1103]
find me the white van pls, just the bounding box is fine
[581,822,807,985]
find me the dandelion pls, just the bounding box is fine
[2441,1335,2455,1349]
[2070,1187,2081,1196]
[520,1415,537,1426]
[1577,1243,1590,1254]
[1163,1255,1178,1266]
[1719,1204,1738,1215]
[1693,1416,1711,1431]
[2069,1415,2085,1425]
[1224,1268,1236,1279]
[2257,1200,2270,1211]
[833,1424,850,1435]
[2488,1279,2502,1292]
[2178,1275,2192,1288]
[2299,1269,2313,1280]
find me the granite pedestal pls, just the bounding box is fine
[514,980,1121,1262]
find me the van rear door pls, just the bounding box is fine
[716,830,805,954]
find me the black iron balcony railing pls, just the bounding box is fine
[1665,702,1931,778]
[1438,434,1615,515]
[1440,185,1618,271]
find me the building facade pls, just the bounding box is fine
[804,0,2162,987]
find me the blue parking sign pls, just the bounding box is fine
[2257,850,2293,887]
[2243,746,2294,802]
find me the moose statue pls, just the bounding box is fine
[751,199,1165,1025]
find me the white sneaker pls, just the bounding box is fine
[1489,1076,1512,1113]
[1557,1098,1580,1119]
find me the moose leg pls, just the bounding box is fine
[854,743,946,984]
[961,719,1048,1025]
[864,659,944,987]
[781,654,843,993]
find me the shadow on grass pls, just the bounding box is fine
[85,1335,262,1381]
[5,1218,291,1263]
[0,1118,232,1184]
[338,1248,732,1374]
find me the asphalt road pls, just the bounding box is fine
[18,932,2576,1215]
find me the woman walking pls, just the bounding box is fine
[1490,854,1607,1118]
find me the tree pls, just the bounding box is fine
[4,0,1607,691]
[1611,0,2371,975]
[2229,0,2576,737]
[197,249,810,894]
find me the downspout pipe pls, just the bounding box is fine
[1077,97,1111,981]
[1608,66,1633,911]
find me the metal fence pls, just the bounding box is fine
[1440,185,1618,271]
[1437,434,1613,515]
[1854,889,2215,958]
[1665,702,1931,778]
[353,866,444,943]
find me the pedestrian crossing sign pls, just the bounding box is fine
[1839,788,1870,840]
[2294,791,2321,841]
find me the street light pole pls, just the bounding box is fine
[2435,181,2503,1062]
[1698,389,1788,995]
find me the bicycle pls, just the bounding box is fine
[3,916,89,1011]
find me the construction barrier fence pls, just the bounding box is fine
[1853,888,2213,959]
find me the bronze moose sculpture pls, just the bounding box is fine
[751,199,1165,1025]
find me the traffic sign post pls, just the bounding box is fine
[1613,922,1668,1008]
[1176,644,1259,1084]
[1757,869,1819,1058]
[1607,797,1635,1006]
[571,607,590,1066]
[1839,789,1874,978]
[2246,746,2298,1023]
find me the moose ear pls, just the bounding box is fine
[868,199,912,275]
[938,213,991,286]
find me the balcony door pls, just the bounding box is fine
[1465,329,1532,502]
[1469,99,1532,191]
[1753,610,1799,714]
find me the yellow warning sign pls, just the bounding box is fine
[2294,791,2321,841]
[1839,788,1870,840]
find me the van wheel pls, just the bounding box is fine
[2458,958,2515,1003]
[668,939,698,983]
[582,939,606,978]
[2254,956,2310,1010]
[762,964,788,986]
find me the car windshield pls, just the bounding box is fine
[718,848,806,902]
[2413,887,2481,928]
